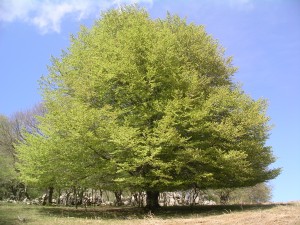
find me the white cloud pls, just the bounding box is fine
[0,0,153,34]
[31,1,100,34]
[0,0,35,22]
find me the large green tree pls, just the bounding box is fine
[17,6,280,209]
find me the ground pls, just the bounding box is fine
[0,201,299,225]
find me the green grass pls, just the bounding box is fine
[0,203,37,225]
[0,201,289,225]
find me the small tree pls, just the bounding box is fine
[17,6,280,209]
[230,183,272,204]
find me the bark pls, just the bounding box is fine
[42,193,47,205]
[78,189,84,205]
[146,190,160,210]
[57,189,61,205]
[99,189,103,202]
[219,189,231,205]
[114,191,123,206]
[48,187,54,204]
[23,185,30,200]
[65,191,71,206]
[74,187,78,209]
[10,185,17,200]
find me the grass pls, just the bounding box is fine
[0,201,299,225]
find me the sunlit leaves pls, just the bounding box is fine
[16,6,279,193]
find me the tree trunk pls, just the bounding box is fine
[74,187,78,209]
[42,193,47,205]
[146,190,160,210]
[99,189,103,203]
[24,185,30,200]
[219,189,231,205]
[78,189,84,205]
[10,185,17,200]
[66,191,71,206]
[114,191,123,206]
[48,187,54,204]
[57,189,61,205]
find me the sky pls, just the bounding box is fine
[0,0,299,202]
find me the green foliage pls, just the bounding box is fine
[16,6,280,195]
[230,183,272,204]
[0,115,18,199]
[0,152,16,186]
[0,105,46,200]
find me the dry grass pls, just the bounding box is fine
[1,201,300,225]
[147,203,300,225]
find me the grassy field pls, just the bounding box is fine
[0,201,299,225]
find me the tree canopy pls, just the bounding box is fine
[16,6,280,208]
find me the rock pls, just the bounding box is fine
[17,216,26,223]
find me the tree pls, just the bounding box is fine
[0,147,17,199]
[229,183,272,204]
[0,115,19,199]
[16,6,280,209]
[0,115,16,160]
[0,104,45,200]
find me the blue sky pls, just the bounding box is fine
[0,0,299,202]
